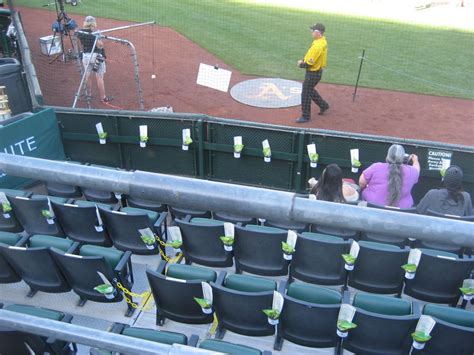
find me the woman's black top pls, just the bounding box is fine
[77,28,98,53]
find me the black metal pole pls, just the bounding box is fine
[352,49,366,102]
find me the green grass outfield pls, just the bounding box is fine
[14,0,474,99]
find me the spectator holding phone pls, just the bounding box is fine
[359,144,420,208]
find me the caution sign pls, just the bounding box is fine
[427,149,452,171]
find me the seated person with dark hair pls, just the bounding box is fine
[309,164,359,203]
[417,165,473,216]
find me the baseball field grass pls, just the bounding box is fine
[12,0,474,99]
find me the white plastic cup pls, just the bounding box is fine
[95,225,104,232]
[405,271,415,280]
[412,341,426,350]
[234,152,241,159]
[99,138,106,145]
[310,162,318,168]
[337,329,348,338]
[140,141,146,148]
[268,318,279,325]
[224,245,233,252]
[463,294,473,301]
[145,244,155,250]
[114,193,122,200]
[264,157,271,163]
[351,167,359,173]
[46,218,55,225]
[104,289,117,300]
[344,263,354,271]
[283,253,293,260]
[3,213,11,219]
[182,144,189,151]
[201,307,213,314]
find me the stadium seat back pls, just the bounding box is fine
[175,217,232,267]
[234,224,289,276]
[291,232,351,286]
[348,241,409,294]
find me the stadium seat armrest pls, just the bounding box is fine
[65,198,75,204]
[215,271,227,285]
[61,313,74,324]
[188,334,199,347]
[25,191,33,198]
[67,242,81,254]
[156,260,167,273]
[342,289,351,304]
[278,280,288,294]
[46,313,73,345]
[114,251,132,273]
[412,301,422,316]
[153,211,168,230]
[16,235,31,246]
[110,322,126,334]
[112,204,121,211]
[182,215,191,222]
[236,222,243,227]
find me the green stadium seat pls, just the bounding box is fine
[51,200,113,246]
[146,261,217,326]
[0,188,28,233]
[0,304,76,355]
[403,249,474,305]
[342,293,418,354]
[234,224,289,276]
[290,232,351,286]
[348,241,410,295]
[50,244,135,316]
[98,206,167,255]
[420,304,474,354]
[7,194,66,236]
[0,234,74,296]
[175,217,233,267]
[275,281,342,350]
[211,272,277,338]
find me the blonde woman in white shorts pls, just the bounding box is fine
[77,16,113,103]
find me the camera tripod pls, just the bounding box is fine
[48,0,77,64]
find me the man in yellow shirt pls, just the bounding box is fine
[296,23,329,123]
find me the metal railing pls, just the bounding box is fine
[0,153,473,247]
[0,310,215,354]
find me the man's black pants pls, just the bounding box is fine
[301,70,328,119]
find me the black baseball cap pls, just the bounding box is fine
[310,23,325,33]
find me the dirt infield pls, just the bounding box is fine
[18,7,474,146]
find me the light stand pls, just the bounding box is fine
[49,0,77,64]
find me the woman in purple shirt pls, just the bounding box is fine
[359,144,420,208]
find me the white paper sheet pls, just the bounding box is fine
[286,230,298,248]
[416,315,436,335]
[196,63,232,92]
[338,304,356,322]
[272,291,284,313]
[349,240,360,258]
[201,282,213,303]
[139,125,148,138]
[95,122,104,134]
[408,248,422,266]
[168,226,183,242]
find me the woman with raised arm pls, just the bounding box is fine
[359,144,420,208]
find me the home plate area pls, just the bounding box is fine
[230,78,302,108]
